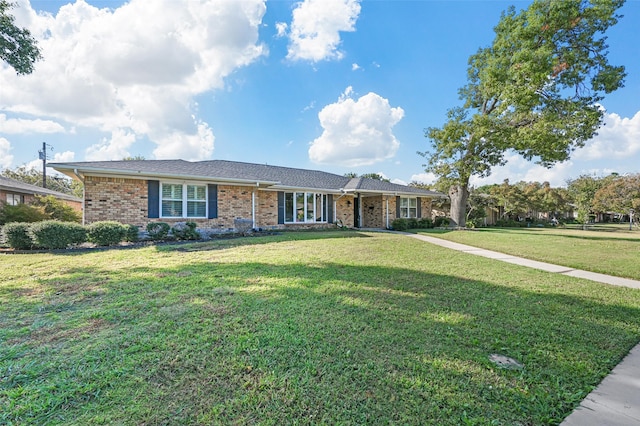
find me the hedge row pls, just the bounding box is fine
[0,221,201,250]
[391,217,443,231]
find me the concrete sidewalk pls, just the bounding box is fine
[400,232,640,425]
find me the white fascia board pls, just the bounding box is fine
[266,185,345,194]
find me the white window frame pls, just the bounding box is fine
[400,197,418,218]
[284,192,328,223]
[160,182,207,219]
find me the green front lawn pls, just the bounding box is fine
[418,227,640,280]
[2,231,639,425]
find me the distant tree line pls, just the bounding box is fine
[411,173,639,228]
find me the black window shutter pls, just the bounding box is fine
[396,196,401,218]
[417,197,422,218]
[277,192,285,224]
[148,180,160,218]
[208,184,218,219]
[327,194,334,223]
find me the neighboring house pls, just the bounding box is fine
[0,175,82,211]
[51,160,446,232]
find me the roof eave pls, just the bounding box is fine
[50,164,281,187]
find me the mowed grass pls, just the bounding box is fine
[1,231,640,425]
[419,227,640,280]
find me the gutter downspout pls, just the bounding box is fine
[252,185,257,230]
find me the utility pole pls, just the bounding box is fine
[38,142,53,188]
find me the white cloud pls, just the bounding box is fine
[153,121,215,161]
[574,110,640,160]
[0,114,65,134]
[410,172,438,185]
[302,101,316,112]
[51,151,75,163]
[0,138,14,169]
[85,130,137,161]
[351,63,360,71]
[309,87,403,167]
[0,0,267,161]
[275,22,288,37]
[285,0,361,62]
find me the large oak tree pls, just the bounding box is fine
[1,0,41,74]
[421,0,626,227]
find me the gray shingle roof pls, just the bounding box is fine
[50,160,445,197]
[0,175,82,202]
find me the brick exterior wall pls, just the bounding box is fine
[84,176,148,226]
[359,195,433,229]
[335,196,355,227]
[421,197,433,220]
[82,175,434,232]
[256,190,278,228]
[363,196,384,228]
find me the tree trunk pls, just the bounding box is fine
[449,184,469,228]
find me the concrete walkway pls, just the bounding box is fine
[400,232,640,425]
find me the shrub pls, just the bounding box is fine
[433,216,449,227]
[171,222,200,240]
[0,203,48,225]
[2,222,33,249]
[124,224,140,242]
[146,222,170,240]
[30,221,86,249]
[407,218,419,229]
[495,219,523,228]
[33,195,81,223]
[87,221,127,246]
[391,218,408,231]
[418,217,433,228]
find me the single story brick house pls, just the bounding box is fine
[51,160,445,232]
[0,175,82,211]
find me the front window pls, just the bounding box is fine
[6,193,23,206]
[400,197,417,218]
[161,183,206,218]
[284,192,327,223]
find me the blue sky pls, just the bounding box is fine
[1,0,638,188]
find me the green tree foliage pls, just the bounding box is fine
[32,195,81,223]
[0,0,41,74]
[421,0,626,227]
[0,203,48,225]
[0,195,80,225]
[490,180,528,219]
[593,174,640,215]
[1,166,83,198]
[567,174,608,227]
[344,172,390,182]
